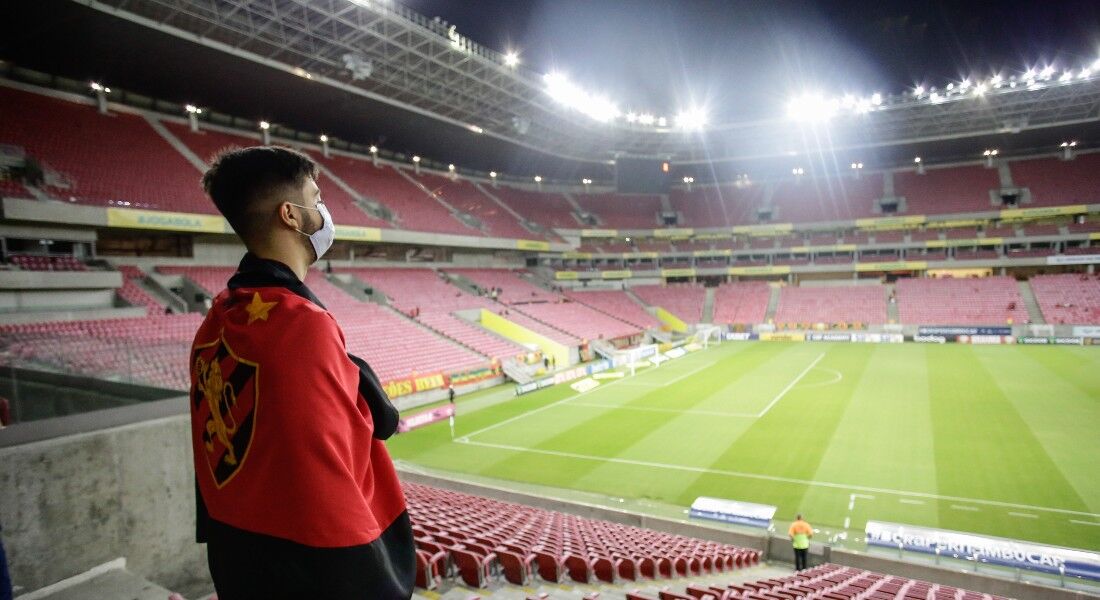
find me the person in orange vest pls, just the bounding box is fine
[789,514,813,571]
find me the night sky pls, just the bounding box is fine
[408,0,1100,121]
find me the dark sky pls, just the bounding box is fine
[408,0,1100,121]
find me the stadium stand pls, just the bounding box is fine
[0,86,212,213]
[115,265,166,314]
[669,184,760,228]
[773,285,887,325]
[338,267,528,360]
[631,284,707,323]
[1010,153,1100,205]
[564,289,663,330]
[769,173,883,223]
[157,266,491,383]
[405,483,761,588]
[410,172,538,239]
[7,254,86,271]
[0,314,202,390]
[575,193,664,228]
[449,268,561,304]
[493,186,581,229]
[712,282,771,325]
[622,562,1009,600]
[893,165,999,215]
[515,301,642,341]
[895,276,1029,325]
[1029,273,1100,324]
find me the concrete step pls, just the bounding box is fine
[1017,279,1046,324]
[702,287,715,323]
[16,562,174,600]
[764,284,781,323]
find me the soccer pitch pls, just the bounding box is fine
[388,341,1100,551]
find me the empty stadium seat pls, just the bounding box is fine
[631,284,707,323]
[774,285,886,325]
[895,276,1028,325]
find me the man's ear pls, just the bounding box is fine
[277,201,302,231]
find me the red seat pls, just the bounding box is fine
[414,549,446,590]
[496,549,536,586]
[449,547,495,588]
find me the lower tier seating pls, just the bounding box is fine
[1029,273,1100,325]
[895,276,1028,326]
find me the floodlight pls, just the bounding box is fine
[259,121,270,130]
[185,104,201,114]
[490,171,497,178]
[914,156,922,163]
[448,164,455,171]
[319,134,329,142]
[412,155,421,163]
[504,51,519,67]
[369,145,378,154]
[870,93,883,106]
[786,93,839,122]
[534,175,542,183]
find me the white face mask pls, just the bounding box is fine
[289,201,335,261]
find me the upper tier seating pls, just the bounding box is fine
[1010,153,1100,205]
[0,86,211,212]
[0,314,203,390]
[895,276,1029,325]
[564,290,663,330]
[669,184,761,228]
[624,563,1008,600]
[575,193,663,228]
[493,186,580,229]
[631,284,706,323]
[774,285,886,325]
[410,173,536,239]
[515,301,642,341]
[449,269,561,304]
[8,254,86,271]
[161,121,387,229]
[405,483,760,588]
[1029,273,1100,324]
[712,282,771,325]
[894,165,999,215]
[769,173,883,223]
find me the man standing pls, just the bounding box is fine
[190,147,414,599]
[447,385,456,439]
[789,514,813,571]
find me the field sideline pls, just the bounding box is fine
[387,341,1100,551]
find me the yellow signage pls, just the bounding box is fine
[728,265,791,276]
[660,268,696,278]
[928,218,986,229]
[601,270,632,279]
[759,332,806,342]
[926,237,1003,248]
[106,208,228,233]
[1092,232,1100,240]
[653,228,695,237]
[928,268,992,278]
[692,249,733,257]
[624,252,659,259]
[1000,205,1087,220]
[855,260,927,272]
[790,244,857,253]
[562,252,592,259]
[334,225,383,242]
[580,229,618,237]
[855,215,926,230]
[515,239,550,251]
[554,271,580,280]
[733,223,794,236]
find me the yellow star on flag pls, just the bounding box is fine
[244,292,277,324]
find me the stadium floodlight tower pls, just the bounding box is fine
[914,156,925,175]
[89,82,110,114]
[369,145,379,166]
[1060,140,1078,160]
[319,134,330,158]
[259,120,271,145]
[412,154,421,174]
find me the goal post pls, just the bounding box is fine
[692,325,723,349]
[611,344,660,376]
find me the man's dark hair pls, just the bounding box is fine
[202,146,318,243]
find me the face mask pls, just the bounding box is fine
[288,201,335,261]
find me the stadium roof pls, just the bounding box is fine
[6,1,1100,181]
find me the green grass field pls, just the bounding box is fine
[388,341,1100,551]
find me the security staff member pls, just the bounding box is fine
[190,147,414,599]
[789,514,813,571]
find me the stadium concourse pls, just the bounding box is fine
[5,2,1100,598]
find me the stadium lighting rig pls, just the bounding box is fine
[786,56,1100,123]
[319,134,330,157]
[258,120,271,144]
[1061,140,1078,159]
[90,82,111,114]
[542,71,706,131]
[503,51,520,68]
[184,104,203,132]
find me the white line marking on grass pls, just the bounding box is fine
[795,367,844,390]
[899,499,925,505]
[950,504,979,512]
[1008,512,1038,519]
[1070,520,1100,527]
[454,439,1100,519]
[755,353,826,417]
[565,402,758,418]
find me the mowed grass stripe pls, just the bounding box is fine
[680,345,874,516]
[472,342,792,492]
[802,344,940,531]
[927,344,1095,548]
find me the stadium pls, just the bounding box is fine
[0,0,1099,599]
